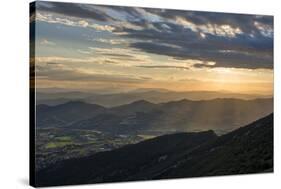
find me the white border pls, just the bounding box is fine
[0,0,280,188]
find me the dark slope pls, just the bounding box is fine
[36,131,218,186]
[35,114,273,187]
[156,113,273,179]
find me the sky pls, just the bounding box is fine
[30,1,273,95]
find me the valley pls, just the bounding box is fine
[36,114,274,186]
[36,128,145,171]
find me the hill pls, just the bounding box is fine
[35,114,273,187]
[36,101,106,127]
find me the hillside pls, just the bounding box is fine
[35,114,273,187]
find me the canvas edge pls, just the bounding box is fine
[29,1,36,187]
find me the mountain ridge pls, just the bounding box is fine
[37,90,272,107]
[36,98,273,134]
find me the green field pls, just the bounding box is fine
[45,141,73,149]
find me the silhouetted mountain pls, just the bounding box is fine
[111,100,156,116]
[91,90,272,107]
[156,113,273,179]
[37,90,272,107]
[36,101,106,127]
[35,114,273,187]
[36,98,75,106]
[153,98,273,133]
[67,98,273,134]
[36,98,273,134]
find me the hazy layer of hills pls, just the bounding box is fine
[36,89,272,107]
[35,113,273,187]
[37,98,273,134]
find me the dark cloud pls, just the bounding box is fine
[35,2,273,70]
[46,62,61,65]
[36,1,114,22]
[103,6,273,69]
[115,15,273,69]
[145,9,273,35]
[102,60,118,64]
[107,6,144,22]
[102,53,136,58]
[137,65,189,70]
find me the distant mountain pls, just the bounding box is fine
[35,114,273,187]
[67,98,273,134]
[152,98,273,133]
[36,98,273,134]
[111,100,156,116]
[36,90,272,107]
[36,101,106,127]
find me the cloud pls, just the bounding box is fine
[144,9,273,37]
[91,38,128,45]
[174,16,243,38]
[254,21,273,37]
[87,47,153,65]
[130,40,272,69]
[33,3,273,70]
[40,39,56,46]
[35,60,151,84]
[36,1,114,22]
[137,65,189,70]
[95,6,272,69]
[77,49,92,54]
[36,12,115,32]
[115,18,273,69]
[35,45,153,67]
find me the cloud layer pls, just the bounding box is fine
[32,2,273,70]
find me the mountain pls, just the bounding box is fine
[156,113,273,179]
[36,101,106,127]
[68,98,273,134]
[36,90,271,107]
[110,100,156,116]
[152,98,273,133]
[36,98,273,134]
[35,114,273,187]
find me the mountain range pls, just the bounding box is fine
[35,113,273,187]
[36,89,272,107]
[36,98,273,134]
